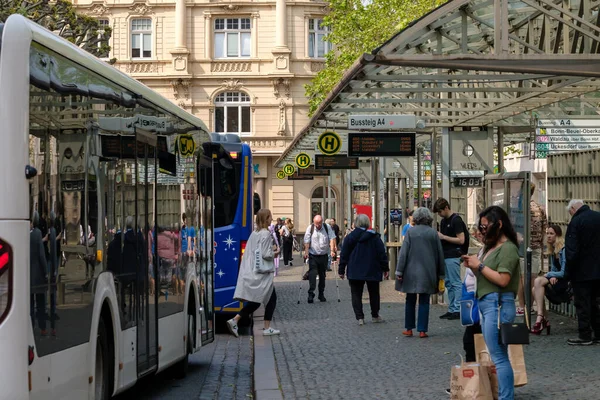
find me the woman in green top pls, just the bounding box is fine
[462,206,520,400]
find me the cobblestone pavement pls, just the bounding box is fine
[271,258,600,400]
[114,333,253,400]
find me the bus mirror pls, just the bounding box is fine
[253,193,261,215]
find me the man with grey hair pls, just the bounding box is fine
[304,214,337,303]
[565,199,600,345]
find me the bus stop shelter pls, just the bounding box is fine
[276,0,600,237]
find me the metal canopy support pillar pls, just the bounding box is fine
[497,127,504,174]
[379,156,386,236]
[441,127,451,202]
[417,147,422,207]
[328,174,333,219]
[431,130,438,205]
[347,170,352,227]
[323,177,328,218]
[371,158,377,228]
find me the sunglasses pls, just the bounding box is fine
[479,223,491,231]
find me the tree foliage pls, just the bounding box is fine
[0,0,113,61]
[306,0,445,115]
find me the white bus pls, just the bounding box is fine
[0,15,217,400]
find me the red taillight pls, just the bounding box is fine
[28,346,35,365]
[240,241,247,258]
[0,239,13,325]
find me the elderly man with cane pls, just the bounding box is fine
[303,214,337,303]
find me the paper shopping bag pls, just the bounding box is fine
[450,359,493,400]
[477,350,499,399]
[474,333,528,388]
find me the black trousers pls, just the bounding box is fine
[282,240,293,266]
[239,288,277,321]
[463,323,483,362]
[349,279,380,320]
[308,254,328,298]
[572,280,600,340]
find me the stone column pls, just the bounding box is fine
[175,0,186,50]
[170,0,189,74]
[275,0,287,49]
[204,12,212,59]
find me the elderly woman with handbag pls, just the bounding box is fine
[396,207,445,338]
[227,209,280,337]
[462,206,521,400]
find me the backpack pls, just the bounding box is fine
[308,223,332,248]
[450,214,470,255]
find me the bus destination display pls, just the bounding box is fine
[348,132,416,157]
[315,155,359,170]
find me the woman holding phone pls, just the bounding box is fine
[462,206,521,400]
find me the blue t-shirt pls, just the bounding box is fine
[401,223,411,238]
[181,226,196,252]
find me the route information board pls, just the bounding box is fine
[348,132,416,157]
[315,155,359,170]
[536,119,600,158]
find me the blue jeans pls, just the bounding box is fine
[479,292,516,400]
[405,293,430,332]
[444,258,462,313]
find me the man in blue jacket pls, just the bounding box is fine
[338,214,389,326]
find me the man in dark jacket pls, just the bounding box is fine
[565,199,600,345]
[338,214,389,325]
[30,212,48,335]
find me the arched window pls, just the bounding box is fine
[214,91,251,136]
[310,186,336,220]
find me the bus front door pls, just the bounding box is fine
[135,129,158,376]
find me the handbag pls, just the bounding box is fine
[253,243,275,274]
[497,272,530,345]
[460,283,480,326]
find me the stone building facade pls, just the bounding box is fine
[73,0,340,231]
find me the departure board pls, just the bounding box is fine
[348,132,416,157]
[315,155,359,170]
[298,165,330,176]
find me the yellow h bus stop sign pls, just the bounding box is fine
[295,152,311,169]
[317,131,341,156]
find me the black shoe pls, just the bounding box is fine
[567,338,594,346]
[446,312,461,320]
[439,312,452,319]
[318,295,327,302]
[308,297,314,304]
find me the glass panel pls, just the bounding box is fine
[309,19,314,30]
[215,107,224,132]
[214,33,224,58]
[215,19,224,30]
[227,33,239,57]
[143,34,151,52]
[317,33,325,57]
[241,33,251,57]
[308,33,315,57]
[132,34,140,49]
[508,179,526,257]
[241,18,251,30]
[213,155,240,227]
[226,106,239,133]
[227,19,238,30]
[241,106,250,133]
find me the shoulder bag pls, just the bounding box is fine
[498,272,530,345]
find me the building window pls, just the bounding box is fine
[97,19,110,58]
[131,18,152,59]
[214,18,251,58]
[308,18,331,58]
[215,92,251,136]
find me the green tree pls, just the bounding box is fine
[0,0,113,61]
[306,0,444,115]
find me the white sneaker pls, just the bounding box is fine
[358,319,364,326]
[227,319,239,338]
[263,327,280,336]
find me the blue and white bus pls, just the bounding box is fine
[202,134,257,318]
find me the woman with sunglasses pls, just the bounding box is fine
[462,206,521,400]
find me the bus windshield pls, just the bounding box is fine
[214,154,240,227]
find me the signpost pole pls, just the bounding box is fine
[347,170,353,229]
[417,147,422,207]
[379,155,386,242]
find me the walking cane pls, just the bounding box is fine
[297,257,308,304]
[333,259,341,302]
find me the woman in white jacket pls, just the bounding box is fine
[227,209,281,337]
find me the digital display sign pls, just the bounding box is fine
[453,177,484,188]
[348,132,416,157]
[298,165,330,176]
[100,135,176,175]
[287,173,314,181]
[315,155,359,170]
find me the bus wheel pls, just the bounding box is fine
[95,319,110,400]
[173,314,193,379]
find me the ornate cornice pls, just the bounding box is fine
[129,2,154,15]
[171,78,191,100]
[221,79,244,91]
[272,78,291,99]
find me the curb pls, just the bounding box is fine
[252,306,283,400]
